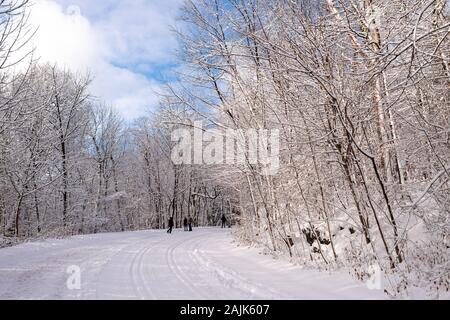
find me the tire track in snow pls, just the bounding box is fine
[188,233,289,299]
[176,232,244,299]
[129,237,167,299]
[163,230,267,300]
[165,233,208,299]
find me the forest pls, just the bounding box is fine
[0,0,448,298]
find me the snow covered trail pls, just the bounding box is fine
[0,228,385,300]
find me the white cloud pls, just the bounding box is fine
[28,0,182,120]
[94,0,181,65]
[29,0,97,71]
[90,61,162,120]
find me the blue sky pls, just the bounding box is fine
[29,0,184,120]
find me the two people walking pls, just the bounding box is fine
[183,216,193,232]
[168,216,194,234]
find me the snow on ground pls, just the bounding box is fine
[0,228,386,300]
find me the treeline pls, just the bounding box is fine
[0,64,236,238]
[0,1,234,244]
[0,64,233,240]
[165,0,449,297]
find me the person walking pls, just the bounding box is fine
[183,217,188,231]
[188,216,193,232]
[221,214,227,228]
[167,216,174,234]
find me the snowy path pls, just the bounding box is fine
[0,228,385,300]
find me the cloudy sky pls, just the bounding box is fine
[28,0,184,120]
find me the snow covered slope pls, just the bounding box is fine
[0,228,385,300]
